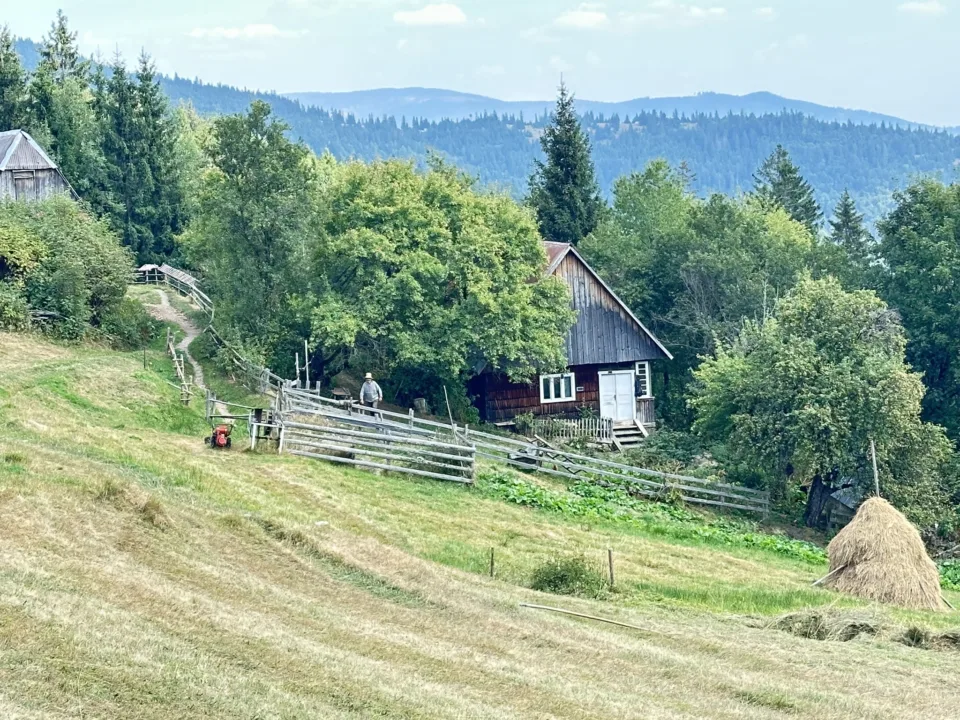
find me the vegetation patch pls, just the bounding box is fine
[734,689,799,714]
[530,555,609,599]
[478,468,827,565]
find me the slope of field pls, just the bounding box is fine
[1,330,959,719]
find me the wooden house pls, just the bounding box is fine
[470,242,672,446]
[0,130,73,202]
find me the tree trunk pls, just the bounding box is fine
[803,473,834,530]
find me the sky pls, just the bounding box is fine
[5,0,959,126]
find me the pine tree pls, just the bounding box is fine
[828,190,874,287]
[0,26,27,130]
[101,55,153,262]
[38,10,89,84]
[753,144,823,234]
[135,51,184,258]
[528,82,603,246]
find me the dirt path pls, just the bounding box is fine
[146,289,208,389]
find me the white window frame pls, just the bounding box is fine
[540,372,576,404]
[635,362,653,399]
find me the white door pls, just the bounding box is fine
[599,371,636,423]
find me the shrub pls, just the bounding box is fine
[514,412,535,436]
[0,282,29,331]
[99,297,161,350]
[530,554,608,598]
[0,197,133,339]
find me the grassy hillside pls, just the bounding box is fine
[2,330,959,719]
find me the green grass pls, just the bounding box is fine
[1,331,960,719]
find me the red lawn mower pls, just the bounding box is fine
[205,424,233,449]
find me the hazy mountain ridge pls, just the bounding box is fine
[284,87,948,130]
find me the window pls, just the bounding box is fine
[540,372,576,403]
[635,362,653,398]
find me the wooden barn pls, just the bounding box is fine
[470,242,672,447]
[0,130,73,202]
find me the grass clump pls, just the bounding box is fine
[2,452,26,464]
[734,689,799,713]
[530,554,609,599]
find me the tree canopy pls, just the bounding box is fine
[753,144,823,234]
[690,276,957,529]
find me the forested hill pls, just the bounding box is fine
[13,38,960,221]
[160,75,960,222]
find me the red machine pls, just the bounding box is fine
[205,424,233,449]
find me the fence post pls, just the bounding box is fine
[608,548,615,588]
[489,548,495,578]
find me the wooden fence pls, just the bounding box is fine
[165,327,193,405]
[527,416,614,444]
[279,401,476,484]
[279,385,770,515]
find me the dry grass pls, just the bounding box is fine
[1,332,960,719]
[826,498,946,611]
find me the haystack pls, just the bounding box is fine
[823,498,946,611]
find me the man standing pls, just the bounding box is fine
[360,373,383,410]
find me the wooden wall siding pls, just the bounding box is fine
[0,170,68,202]
[555,253,667,366]
[475,364,638,423]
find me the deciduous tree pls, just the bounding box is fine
[690,276,956,529]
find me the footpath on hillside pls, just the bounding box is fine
[145,288,207,388]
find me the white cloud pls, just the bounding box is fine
[754,6,775,17]
[188,24,306,39]
[898,0,946,13]
[621,3,727,29]
[549,55,572,72]
[586,50,602,67]
[555,5,610,28]
[393,3,467,26]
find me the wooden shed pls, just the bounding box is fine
[470,242,672,446]
[0,130,73,202]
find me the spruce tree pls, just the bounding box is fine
[135,52,183,258]
[0,26,27,130]
[753,144,823,234]
[38,10,89,84]
[528,82,603,245]
[828,190,874,287]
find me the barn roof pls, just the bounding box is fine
[0,130,59,172]
[543,241,673,362]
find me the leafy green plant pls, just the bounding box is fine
[513,412,535,436]
[530,555,608,599]
[939,561,960,591]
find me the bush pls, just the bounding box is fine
[530,555,609,598]
[0,282,29,331]
[0,197,133,339]
[99,297,160,350]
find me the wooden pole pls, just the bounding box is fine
[489,548,495,578]
[304,339,310,390]
[812,565,846,587]
[519,603,650,634]
[607,548,615,588]
[870,439,881,498]
[295,353,300,387]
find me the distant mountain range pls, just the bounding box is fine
[285,87,956,131]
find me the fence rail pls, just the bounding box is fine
[279,405,476,484]
[280,385,770,515]
[527,416,614,444]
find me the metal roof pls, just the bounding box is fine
[0,130,59,172]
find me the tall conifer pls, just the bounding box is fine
[753,144,822,234]
[528,82,603,246]
[0,26,27,131]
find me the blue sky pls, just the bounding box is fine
[6,1,959,125]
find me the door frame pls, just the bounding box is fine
[598,369,636,423]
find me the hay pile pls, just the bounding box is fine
[823,498,946,611]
